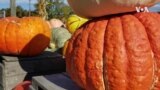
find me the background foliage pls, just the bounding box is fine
[0,0,73,22]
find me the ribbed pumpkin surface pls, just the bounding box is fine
[0,17,50,56]
[65,12,160,90]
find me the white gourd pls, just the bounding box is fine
[67,0,159,18]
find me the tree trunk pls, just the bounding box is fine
[38,0,48,20]
[10,0,16,16]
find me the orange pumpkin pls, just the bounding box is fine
[0,17,51,56]
[65,12,160,90]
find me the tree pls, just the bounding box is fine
[37,0,48,19]
[0,6,34,17]
[0,8,11,17]
[34,0,73,21]
[16,6,23,17]
[60,5,73,22]
[10,0,16,16]
[46,0,73,21]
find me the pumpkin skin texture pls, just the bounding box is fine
[65,12,160,90]
[62,40,69,57]
[0,17,19,21]
[67,0,159,18]
[0,17,51,56]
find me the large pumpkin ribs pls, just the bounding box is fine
[65,12,160,90]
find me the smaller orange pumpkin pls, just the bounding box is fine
[0,17,51,56]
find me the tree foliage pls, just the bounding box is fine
[34,0,73,21]
[36,0,47,19]
[0,5,40,18]
[0,0,73,22]
[0,6,31,17]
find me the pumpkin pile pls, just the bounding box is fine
[65,0,160,90]
[0,17,50,56]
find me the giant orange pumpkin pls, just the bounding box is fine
[0,17,50,56]
[65,12,160,90]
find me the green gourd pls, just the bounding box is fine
[49,27,71,53]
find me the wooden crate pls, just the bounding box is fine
[29,72,81,90]
[0,51,65,90]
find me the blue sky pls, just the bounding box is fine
[0,0,160,12]
[149,3,160,12]
[0,0,68,10]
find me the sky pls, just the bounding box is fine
[0,0,159,12]
[149,3,160,12]
[0,0,68,10]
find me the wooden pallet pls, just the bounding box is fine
[29,72,81,90]
[0,51,65,90]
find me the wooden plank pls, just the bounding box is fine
[0,51,66,90]
[0,63,4,89]
[29,85,36,90]
[4,74,26,90]
[31,73,81,90]
[1,52,65,77]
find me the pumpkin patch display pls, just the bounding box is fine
[66,14,89,34]
[0,17,51,56]
[65,12,160,90]
[49,27,71,53]
[67,0,159,18]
